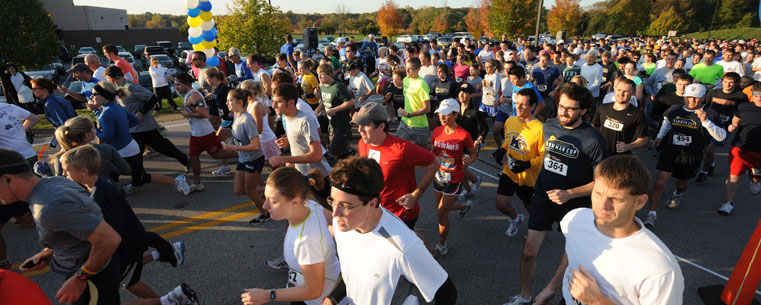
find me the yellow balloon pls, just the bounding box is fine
[192,43,205,51]
[199,11,213,22]
[187,16,202,28]
[201,40,217,49]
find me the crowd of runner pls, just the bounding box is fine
[1,33,761,305]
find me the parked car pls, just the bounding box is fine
[396,35,414,43]
[51,59,65,76]
[591,33,606,40]
[116,45,127,53]
[133,44,146,58]
[177,42,192,55]
[149,54,177,76]
[156,41,174,56]
[71,54,87,66]
[143,46,166,61]
[78,47,97,55]
[59,44,72,62]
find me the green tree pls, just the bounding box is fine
[646,6,686,36]
[606,0,651,35]
[0,0,59,70]
[487,0,537,38]
[319,16,339,34]
[547,0,582,36]
[218,0,290,58]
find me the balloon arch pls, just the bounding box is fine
[186,0,220,67]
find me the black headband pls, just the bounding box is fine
[333,184,378,198]
[0,163,32,176]
[93,84,116,101]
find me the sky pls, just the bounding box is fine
[72,0,599,15]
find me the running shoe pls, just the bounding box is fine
[502,295,532,305]
[695,171,708,183]
[707,164,715,176]
[165,283,199,305]
[667,192,682,209]
[459,200,473,218]
[266,256,289,270]
[472,176,482,194]
[175,175,190,196]
[751,181,761,196]
[644,213,656,228]
[122,184,144,194]
[173,241,186,266]
[718,202,734,216]
[211,165,232,176]
[248,213,271,225]
[188,183,205,194]
[159,126,168,135]
[143,149,159,159]
[433,243,448,258]
[458,190,469,201]
[184,163,192,174]
[505,214,524,237]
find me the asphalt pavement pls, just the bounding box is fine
[5,118,761,304]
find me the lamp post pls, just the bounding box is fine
[534,0,544,47]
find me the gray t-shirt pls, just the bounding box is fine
[54,143,132,181]
[118,82,157,133]
[232,111,264,162]
[28,177,104,275]
[285,109,331,177]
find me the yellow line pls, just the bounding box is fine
[159,209,259,239]
[147,202,252,233]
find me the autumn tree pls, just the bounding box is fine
[465,6,485,39]
[487,0,536,39]
[547,0,582,36]
[646,6,686,36]
[377,0,403,39]
[479,0,491,37]
[433,11,450,33]
[218,0,290,58]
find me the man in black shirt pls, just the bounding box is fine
[697,72,749,182]
[718,82,761,215]
[429,64,458,129]
[599,51,618,95]
[592,78,649,156]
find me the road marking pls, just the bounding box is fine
[160,209,259,239]
[147,202,252,233]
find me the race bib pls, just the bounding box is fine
[603,118,624,132]
[455,77,463,83]
[720,114,731,124]
[544,157,568,176]
[368,149,381,164]
[286,268,306,288]
[751,167,761,176]
[537,84,547,92]
[508,155,518,170]
[673,134,692,146]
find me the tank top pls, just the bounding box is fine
[183,89,215,137]
[247,97,276,142]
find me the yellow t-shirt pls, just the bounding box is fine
[502,116,544,187]
[302,74,320,105]
[402,76,430,128]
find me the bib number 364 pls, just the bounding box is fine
[544,158,567,176]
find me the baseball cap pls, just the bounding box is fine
[456,83,475,94]
[684,83,706,99]
[557,39,565,44]
[573,47,583,55]
[67,63,90,73]
[351,102,387,125]
[435,98,460,115]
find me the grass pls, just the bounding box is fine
[680,27,761,40]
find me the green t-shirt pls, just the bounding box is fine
[402,76,430,128]
[689,63,724,85]
[643,62,656,76]
[319,82,353,129]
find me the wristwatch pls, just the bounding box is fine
[269,289,276,301]
[76,269,91,281]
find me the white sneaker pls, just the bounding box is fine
[175,175,190,195]
[173,241,185,266]
[266,256,288,270]
[211,165,232,176]
[718,202,734,216]
[644,213,656,228]
[458,200,473,218]
[750,181,761,196]
[122,184,144,194]
[505,214,524,237]
[472,176,482,194]
[188,183,205,194]
[502,295,532,305]
[458,190,469,201]
[433,243,448,258]
[164,283,199,305]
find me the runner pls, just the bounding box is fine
[429,64,458,129]
[718,82,761,215]
[491,88,544,237]
[454,83,487,200]
[323,156,457,305]
[591,78,649,156]
[240,167,340,305]
[534,155,684,304]
[503,83,606,305]
[645,83,727,228]
[395,57,432,149]
[240,80,281,168]
[689,50,723,88]
[314,63,355,159]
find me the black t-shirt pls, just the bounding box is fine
[430,79,458,116]
[653,90,683,122]
[601,62,618,85]
[456,103,488,142]
[538,119,607,206]
[733,102,761,150]
[705,88,749,125]
[662,105,722,155]
[90,177,147,267]
[592,103,649,156]
[212,83,231,119]
[386,84,405,113]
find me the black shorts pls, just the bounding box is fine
[497,173,535,204]
[69,258,121,305]
[0,201,30,224]
[311,176,331,200]
[528,191,590,231]
[433,180,463,196]
[236,156,265,173]
[656,148,702,181]
[120,259,143,288]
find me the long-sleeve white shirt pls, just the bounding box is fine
[580,63,603,97]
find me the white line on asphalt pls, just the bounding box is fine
[470,164,761,295]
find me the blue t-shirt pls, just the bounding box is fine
[96,101,139,150]
[280,43,294,67]
[80,78,100,100]
[510,82,544,116]
[531,67,560,98]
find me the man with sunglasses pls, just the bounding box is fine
[323,156,456,305]
[57,63,101,104]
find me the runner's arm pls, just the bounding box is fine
[535,252,568,304]
[323,275,346,305]
[701,119,727,142]
[412,157,440,202]
[23,112,41,131]
[407,99,431,117]
[250,262,325,303]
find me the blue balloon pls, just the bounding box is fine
[202,28,217,41]
[188,35,202,45]
[198,1,212,12]
[206,56,219,67]
[187,7,201,18]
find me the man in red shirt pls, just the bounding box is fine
[102,44,137,83]
[353,102,439,229]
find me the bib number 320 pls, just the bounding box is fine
[544,158,568,176]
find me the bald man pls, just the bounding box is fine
[85,54,105,81]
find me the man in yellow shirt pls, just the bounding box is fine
[396,58,432,149]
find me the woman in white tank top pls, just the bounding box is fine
[241,80,281,167]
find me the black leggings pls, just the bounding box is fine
[153,85,177,109]
[124,153,152,187]
[131,129,189,167]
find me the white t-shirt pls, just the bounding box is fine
[376,58,391,81]
[753,57,761,81]
[149,65,169,88]
[418,65,437,89]
[333,208,448,305]
[183,89,215,137]
[9,72,24,92]
[349,72,375,108]
[478,49,495,63]
[247,97,276,142]
[252,68,271,84]
[602,91,638,108]
[283,201,341,305]
[482,73,502,107]
[561,208,684,305]
[93,66,106,83]
[0,103,35,158]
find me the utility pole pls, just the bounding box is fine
[707,0,720,40]
[534,0,544,47]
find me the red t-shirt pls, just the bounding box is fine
[453,64,470,83]
[358,134,435,221]
[115,58,137,83]
[431,125,473,184]
[0,270,52,305]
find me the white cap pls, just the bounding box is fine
[684,83,706,99]
[573,47,583,55]
[435,98,460,115]
[586,49,598,56]
[739,39,746,44]
[368,34,374,39]
[557,39,565,44]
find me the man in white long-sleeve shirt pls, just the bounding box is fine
[580,50,603,104]
[644,84,727,228]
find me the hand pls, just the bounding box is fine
[568,265,606,305]
[326,108,337,117]
[180,110,189,118]
[269,156,285,168]
[695,108,707,122]
[395,194,416,209]
[533,287,556,305]
[205,93,213,100]
[729,124,737,132]
[20,250,51,272]
[323,297,335,305]
[653,138,662,148]
[222,143,235,151]
[546,189,573,205]
[135,112,144,121]
[314,87,320,96]
[275,136,290,148]
[85,102,98,111]
[510,159,531,174]
[493,148,506,165]
[397,108,408,118]
[615,141,629,153]
[56,275,87,304]
[241,288,268,305]
[57,85,68,94]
